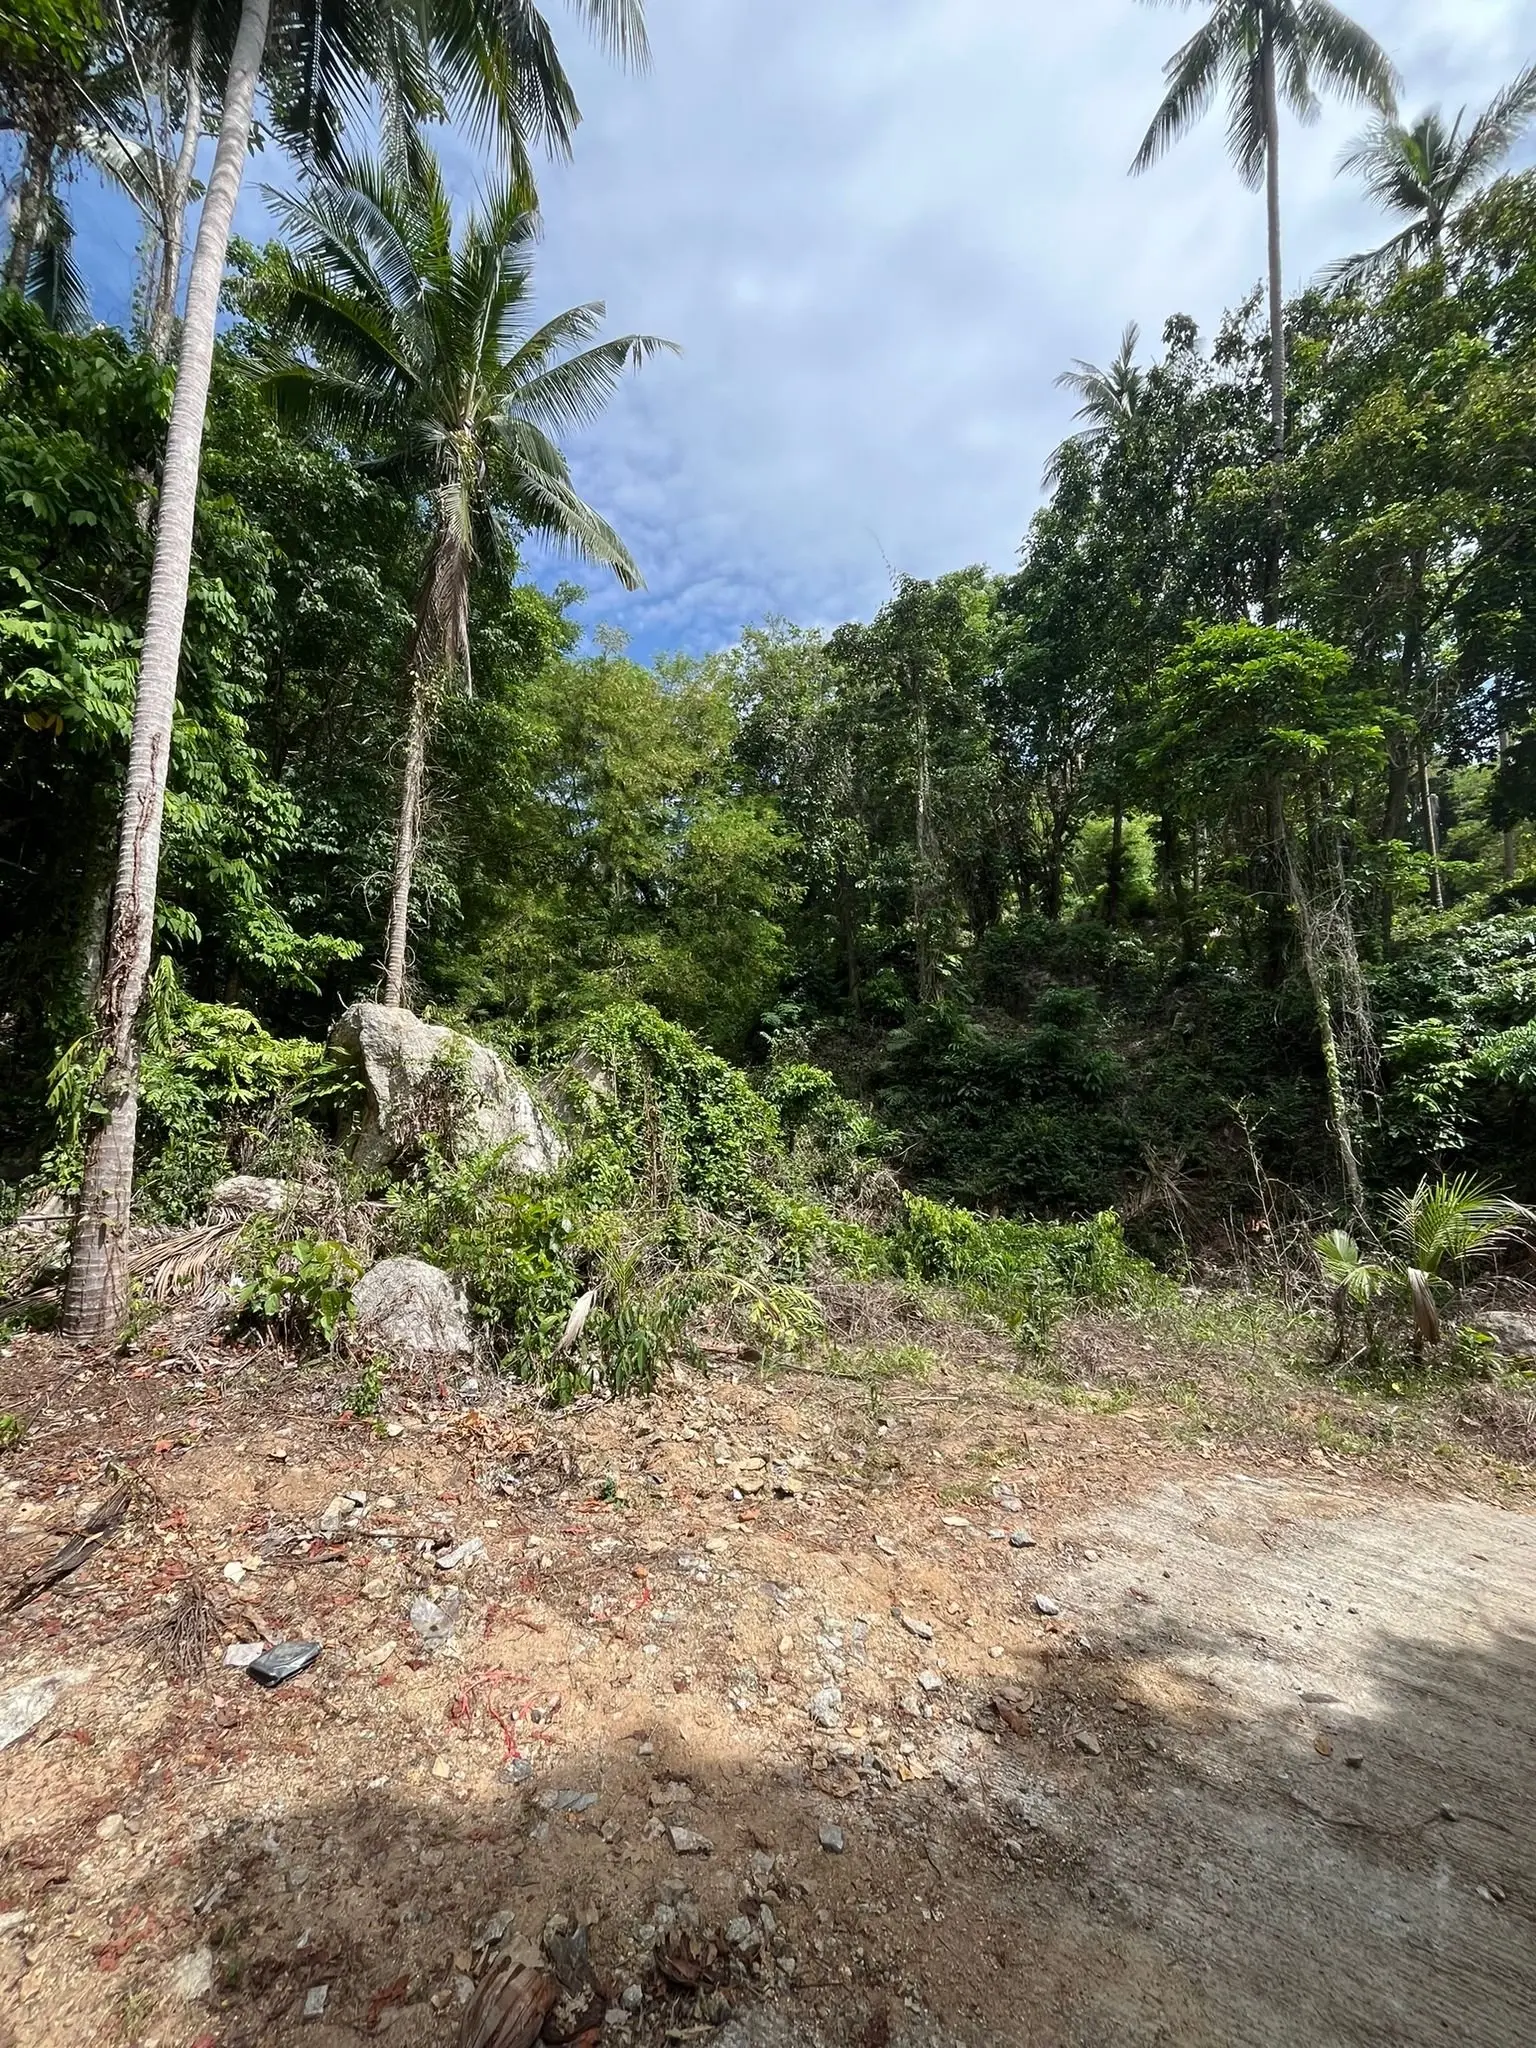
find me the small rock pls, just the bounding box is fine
[1344,1750,1365,1768]
[819,1826,845,1854]
[1073,1730,1102,1756]
[1034,1594,1061,1616]
[941,1515,970,1529]
[726,1915,756,1947]
[409,1589,461,1650]
[899,1614,935,1642]
[432,1755,452,1780]
[622,1982,644,2012]
[917,1670,943,1694]
[385,1420,404,1438]
[96,1812,126,1840]
[222,1561,247,1586]
[169,1945,213,1999]
[302,1983,330,2019]
[808,1685,843,1729]
[668,1826,713,1855]
[1002,1837,1026,1861]
[873,1535,897,1557]
[1009,1530,1036,1549]
[434,1536,486,1573]
[501,1757,533,1785]
[0,1909,30,1938]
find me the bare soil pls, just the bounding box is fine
[0,1317,1531,2048]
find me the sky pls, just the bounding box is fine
[55,0,1536,659]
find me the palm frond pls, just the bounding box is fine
[1457,61,1536,185]
[1386,1173,1530,1277]
[1292,1,1399,114]
[508,331,678,435]
[1132,15,1226,174]
[495,416,642,588]
[23,196,90,333]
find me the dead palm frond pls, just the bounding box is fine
[2,1218,246,1313]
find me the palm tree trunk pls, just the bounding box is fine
[5,133,54,290]
[382,672,430,1007]
[147,11,205,362]
[1260,22,1285,623]
[61,0,272,1345]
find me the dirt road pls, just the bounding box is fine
[0,1332,1530,2047]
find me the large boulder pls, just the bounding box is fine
[352,1257,475,1360]
[1472,1308,1536,1360]
[328,1002,564,1177]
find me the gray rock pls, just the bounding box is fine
[208,1174,296,1219]
[353,1257,475,1360]
[622,1982,644,2012]
[918,1669,944,1694]
[899,1613,935,1642]
[1073,1729,1102,1756]
[169,1945,214,1999]
[329,1002,564,1176]
[1034,1594,1061,1616]
[0,1672,69,1752]
[668,1825,713,1855]
[1009,1530,1036,1549]
[808,1685,843,1729]
[1473,1308,1536,1358]
[302,1983,330,2019]
[818,1826,845,1854]
[409,1588,462,1650]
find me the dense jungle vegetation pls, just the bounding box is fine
[4,0,1536,1390]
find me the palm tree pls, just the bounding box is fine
[255,138,674,1004]
[1132,2,1397,476]
[1330,65,1536,286]
[1045,321,1145,484]
[61,0,649,1344]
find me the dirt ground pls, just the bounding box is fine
[0,1318,1532,2048]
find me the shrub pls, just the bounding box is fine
[234,1232,362,1351]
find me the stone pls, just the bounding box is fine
[1472,1309,1536,1358]
[170,1945,214,1999]
[222,1561,247,1586]
[0,1672,69,1752]
[303,1983,330,2019]
[410,1590,462,1651]
[434,1536,487,1572]
[1034,1594,1061,1617]
[329,1001,564,1176]
[808,1685,843,1729]
[208,1174,297,1218]
[1009,1530,1036,1549]
[818,1826,845,1854]
[899,1614,935,1642]
[622,1982,644,2013]
[1073,1729,1102,1756]
[668,1825,713,1855]
[917,1670,943,1694]
[353,1257,475,1361]
[96,1811,125,1840]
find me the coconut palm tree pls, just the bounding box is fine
[1045,321,1145,484]
[1329,65,1536,286]
[62,0,649,1344]
[255,137,674,1004]
[1132,2,1398,471]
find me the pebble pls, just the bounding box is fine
[1034,1594,1061,1616]
[385,1421,404,1438]
[1073,1730,1102,1756]
[0,1910,30,1938]
[899,1614,935,1642]
[808,1685,843,1729]
[819,1826,845,1854]
[622,1982,644,2012]
[303,1983,330,2019]
[434,1537,486,1573]
[222,1561,247,1586]
[917,1670,944,1694]
[668,1826,713,1855]
[873,1535,898,1557]
[1010,1531,1036,1549]
[96,1812,126,1841]
[169,1945,213,1999]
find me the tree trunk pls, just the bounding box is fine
[913,697,939,1004]
[1418,746,1444,911]
[1105,798,1125,923]
[61,0,272,1345]
[5,133,54,290]
[382,672,431,1007]
[1260,24,1285,623]
[1500,731,1518,881]
[147,12,205,361]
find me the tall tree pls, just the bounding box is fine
[1131,0,1397,595]
[1330,65,1536,285]
[61,0,650,1343]
[1045,322,1145,483]
[255,137,673,1005]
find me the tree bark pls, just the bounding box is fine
[61,0,272,1345]
[382,673,430,1007]
[5,133,54,290]
[1417,746,1444,911]
[1105,798,1125,923]
[1260,23,1285,623]
[147,11,205,361]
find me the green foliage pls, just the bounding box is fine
[1316,1173,1529,1362]
[890,1192,1159,1348]
[346,1354,387,1419]
[46,962,325,1219]
[235,1233,362,1351]
[0,1412,25,1452]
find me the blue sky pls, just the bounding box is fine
[52,0,1536,659]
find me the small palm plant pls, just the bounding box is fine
[1317,1174,1530,1361]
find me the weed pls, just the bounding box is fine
[0,1411,23,1451]
[234,1231,361,1350]
[812,1341,937,1385]
[347,1354,387,1419]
